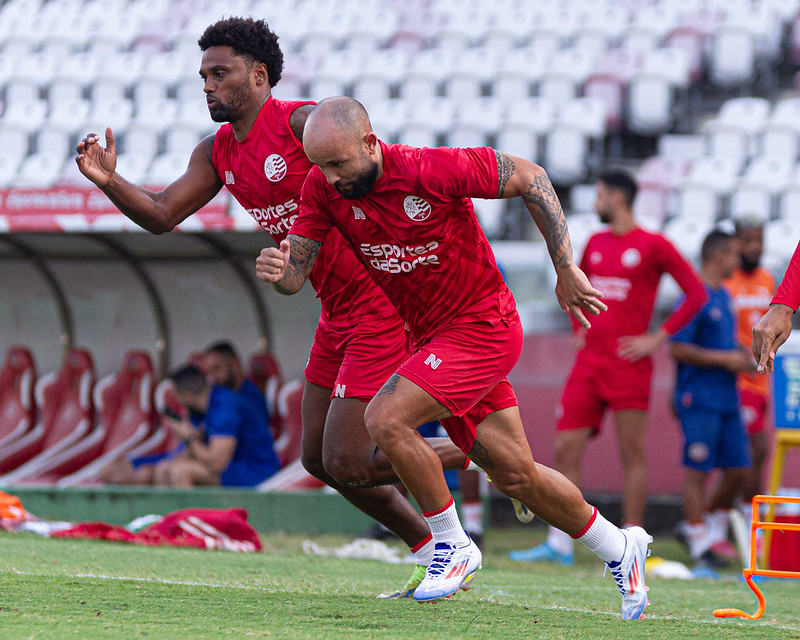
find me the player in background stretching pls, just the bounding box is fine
[258,97,653,619]
[752,240,800,372]
[74,17,474,597]
[722,216,776,526]
[509,170,706,565]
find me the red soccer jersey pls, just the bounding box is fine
[773,241,800,312]
[578,227,706,358]
[211,97,396,324]
[293,142,516,346]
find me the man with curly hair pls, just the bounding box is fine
[75,16,471,597]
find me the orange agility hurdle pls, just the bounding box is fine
[714,495,800,621]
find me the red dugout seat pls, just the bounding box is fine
[247,351,283,440]
[57,351,157,487]
[272,377,304,468]
[0,346,37,451]
[257,378,323,491]
[0,348,98,484]
[121,376,183,462]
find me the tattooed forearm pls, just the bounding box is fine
[495,150,516,198]
[467,439,494,469]
[522,174,573,269]
[275,234,321,294]
[375,373,401,398]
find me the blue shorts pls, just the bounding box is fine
[129,444,185,468]
[677,406,751,472]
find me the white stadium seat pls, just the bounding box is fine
[143,152,189,186]
[627,73,673,136]
[14,152,63,187]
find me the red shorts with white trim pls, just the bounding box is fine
[304,314,408,401]
[398,314,523,455]
[740,389,768,436]
[557,350,652,434]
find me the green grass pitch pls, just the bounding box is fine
[0,527,797,639]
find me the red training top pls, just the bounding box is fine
[294,143,517,347]
[211,96,398,325]
[772,241,800,312]
[577,227,707,359]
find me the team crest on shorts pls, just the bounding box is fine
[403,195,432,221]
[688,442,710,463]
[264,154,288,182]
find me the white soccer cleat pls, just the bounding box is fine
[412,535,482,603]
[606,526,653,620]
[511,498,535,524]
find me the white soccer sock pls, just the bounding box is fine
[410,534,434,566]
[423,496,470,546]
[704,509,730,545]
[573,506,627,564]
[463,458,482,472]
[547,525,575,556]
[461,500,484,537]
[687,521,711,560]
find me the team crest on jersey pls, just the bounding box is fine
[589,251,602,265]
[352,206,366,220]
[264,154,288,182]
[403,195,432,221]
[621,248,641,268]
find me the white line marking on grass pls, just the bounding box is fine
[7,569,800,632]
[8,569,272,592]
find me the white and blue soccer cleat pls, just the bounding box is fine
[412,535,482,603]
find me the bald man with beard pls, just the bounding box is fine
[256,97,654,618]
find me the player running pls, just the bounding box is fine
[75,17,472,597]
[257,97,653,618]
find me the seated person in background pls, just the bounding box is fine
[101,362,280,488]
[202,340,273,431]
[165,365,281,487]
[670,230,755,567]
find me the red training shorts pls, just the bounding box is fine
[399,314,523,455]
[304,314,408,401]
[557,349,652,434]
[740,388,768,436]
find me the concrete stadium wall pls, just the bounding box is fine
[512,333,800,497]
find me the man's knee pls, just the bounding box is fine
[363,402,403,446]
[300,447,328,482]
[322,448,374,487]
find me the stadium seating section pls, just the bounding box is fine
[0,344,301,488]
[0,0,798,261]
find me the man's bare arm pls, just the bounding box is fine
[76,129,223,234]
[493,151,606,327]
[289,104,315,143]
[256,234,322,294]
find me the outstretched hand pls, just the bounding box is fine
[256,239,291,283]
[554,263,607,329]
[752,304,794,373]
[75,127,117,188]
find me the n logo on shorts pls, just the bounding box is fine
[334,384,346,398]
[424,353,442,370]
